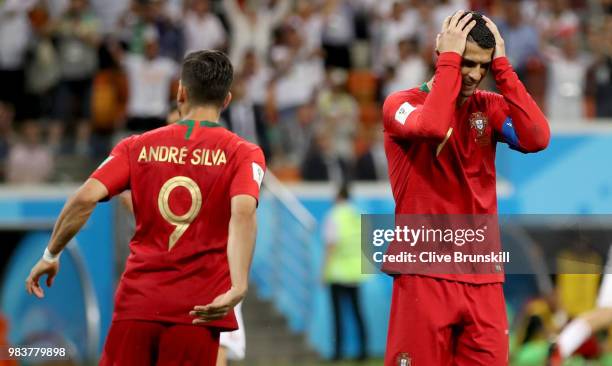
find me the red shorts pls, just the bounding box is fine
[385,275,508,366]
[100,320,220,366]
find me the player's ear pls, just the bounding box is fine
[221,92,232,111]
[177,80,187,105]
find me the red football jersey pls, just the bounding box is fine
[91,120,266,330]
[382,52,550,284]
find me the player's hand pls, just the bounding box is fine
[483,15,506,59]
[189,286,245,324]
[436,11,477,56]
[25,259,59,299]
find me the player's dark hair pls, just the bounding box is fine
[181,50,233,107]
[460,11,496,50]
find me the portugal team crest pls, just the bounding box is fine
[469,111,490,146]
[396,353,412,366]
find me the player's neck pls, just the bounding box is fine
[179,106,221,124]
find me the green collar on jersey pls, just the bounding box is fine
[419,82,430,93]
[178,120,222,139]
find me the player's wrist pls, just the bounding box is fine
[230,285,248,299]
[494,47,506,59]
[42,247,61,264]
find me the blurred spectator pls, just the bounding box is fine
[433,0,469,29]
[317,68,358,165]
[184,0,227,54]
[378,1,417,69]
[382,38,428,97]
[24,2,61,123]
[118,0,184,62]
[322,183,368,361]
[536,0,580,46]
[321,0,356,69]
[270,23,318,164]
[495,1,542,75]
[0,0,33,119]
[291,0,325,87]
[546,34,590,121]
[6,122,53,184]
[116,27,178,132]
[51,0,101,153]
[301,127,348,184]
[354,128,387,181]
[221,76,258,144]
[223,0,290,68]
[292,0,324,56]
[586,15,612,117]
[240,49,272,158]
[90,43,128,135]
[0,102,15,180]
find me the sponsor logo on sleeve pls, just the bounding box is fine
[252,162,264,188]
[394,102,416,125]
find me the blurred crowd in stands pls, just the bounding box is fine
[0,0,610,184]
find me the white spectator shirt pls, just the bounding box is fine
[271,46,317,109]
[223,0,290,66]
[6,144,53,184]
[245,66,271,106]
[125,54,178,118]
[0,9,30,69]
[433,0,469,32]
[380,10,418,66]
[184,11,227,54]
[546,50,589,122]
[383,56,428,97]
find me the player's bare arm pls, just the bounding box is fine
[190,194,257,324]
[25,178,109,298]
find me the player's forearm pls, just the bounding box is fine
[492,57,550,152]
[47,193,97,255]
[227,211,257,296]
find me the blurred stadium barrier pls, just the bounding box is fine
[253,172,318,333]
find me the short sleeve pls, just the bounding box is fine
[229,146,266,202]
[90,136,134,199]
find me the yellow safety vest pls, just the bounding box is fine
[324,203,366,284]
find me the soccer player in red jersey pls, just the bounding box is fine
[382,11,550,365]
[25,50,266,365]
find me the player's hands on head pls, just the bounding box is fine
[25,259,59,299]
[189,286,245,324]
[436,10,477,56]
[482,15,506,59]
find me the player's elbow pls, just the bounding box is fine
[522,126,551,153]
[72,188,100,208]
